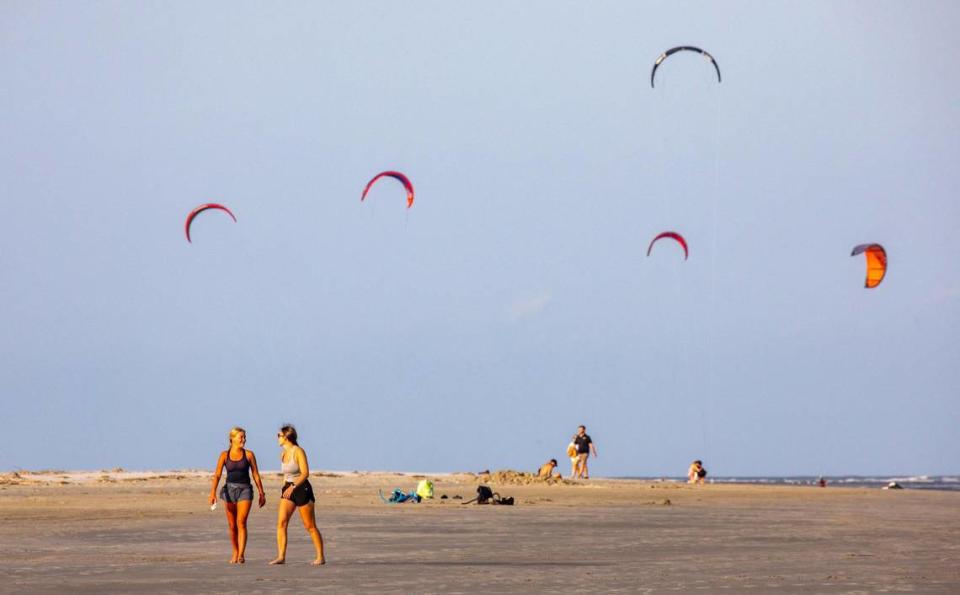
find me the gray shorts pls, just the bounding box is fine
[220,482,254,503]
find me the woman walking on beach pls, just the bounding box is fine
[209,427,266,564]
[269,425,325,566]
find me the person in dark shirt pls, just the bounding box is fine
[209,427,266,564]
[572,425,598,479]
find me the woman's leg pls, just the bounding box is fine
[235,499,252,563]
[269,498,297,564]
[297,502,326,565]
[224,502,240,563]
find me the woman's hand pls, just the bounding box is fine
[208,493,216,506]
[282,485,295,500]
[258,491,267,508]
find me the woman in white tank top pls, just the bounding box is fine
[268,424,325,566]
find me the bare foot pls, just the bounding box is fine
[268,558,285,565]
[229,556,238,564]
[312,558,326,566]
[237,556,245,564]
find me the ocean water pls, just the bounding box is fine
[619,476,960,492]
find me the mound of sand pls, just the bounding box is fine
[476,469,570,486]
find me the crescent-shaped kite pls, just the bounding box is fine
[647,231,689,260]
[184,203,237,243]
[361,171,415,209]
[651,46,722,88]
[850,243,887,288]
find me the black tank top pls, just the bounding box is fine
[224,449,251,484]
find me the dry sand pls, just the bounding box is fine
[1,470,958,593]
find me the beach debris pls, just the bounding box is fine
[883,482,904,490]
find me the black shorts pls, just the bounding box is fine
[282,481,315,507]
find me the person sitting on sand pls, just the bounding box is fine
[688,460,707,485]
[538,458,562,480]
[209,427,266,564]
[269,425,325,566]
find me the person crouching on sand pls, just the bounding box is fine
[688,460,707,485]
[269,425,325,566]
[209,427,266,564]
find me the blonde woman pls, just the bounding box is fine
[209,427,266,564]
[269,425,325,566]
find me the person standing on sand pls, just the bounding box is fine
[572,425,598,479]
[209,427,266,564]
[269,425,325,566]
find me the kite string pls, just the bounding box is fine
[705,79,722,455]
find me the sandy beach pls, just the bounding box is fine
[1,470,958,593]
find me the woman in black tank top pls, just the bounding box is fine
[209,427,266,564]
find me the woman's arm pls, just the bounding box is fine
[248,450,266,508]
[209,451,227,504]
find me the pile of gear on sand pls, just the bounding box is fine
[379,478,517,505]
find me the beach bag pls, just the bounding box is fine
[416,479,434,500]
[566,442,577,458]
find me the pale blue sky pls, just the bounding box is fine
[1,1,958,475]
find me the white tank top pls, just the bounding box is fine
[281,448,301,483]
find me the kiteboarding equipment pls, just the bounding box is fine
[646,231,689,260]
[416,479,434,500]
[379,488,421,504]
[850,243,887,288]
[184,203,237,243]
[361,171,415,208]
[651,46,722,88]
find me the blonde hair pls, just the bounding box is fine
[228,427,246,447]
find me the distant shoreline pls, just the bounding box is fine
[4,469,959,491]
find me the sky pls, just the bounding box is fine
[1,1,958,476]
